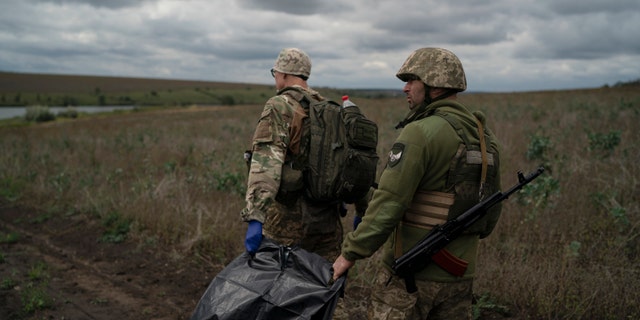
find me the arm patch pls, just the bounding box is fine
[387,143,405,168]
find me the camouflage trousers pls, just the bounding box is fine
[263,198,343,261]
[367,268,473,320]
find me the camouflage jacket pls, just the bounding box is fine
[341,99,502,282]
[241,85,321,223]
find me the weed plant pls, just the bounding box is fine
[0,86,639,318]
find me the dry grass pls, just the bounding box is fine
[1,86,639,318]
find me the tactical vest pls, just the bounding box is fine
[403,101,500,233]
[403,104,499,234]
[397,101,500,276]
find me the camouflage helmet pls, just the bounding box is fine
[272,48,311,79]
[396,47,467,92]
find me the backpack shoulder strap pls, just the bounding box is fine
[433,110,471,146]
[433,107,491,200]
[278,86,312,109]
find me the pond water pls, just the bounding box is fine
[0,106,137,120]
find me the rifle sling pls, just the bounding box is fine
[475,117,488,200]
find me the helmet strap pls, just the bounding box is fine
[425,87,457,105]
[395,88,457,129]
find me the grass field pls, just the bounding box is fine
[1,73,639,318]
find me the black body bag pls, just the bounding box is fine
[189,239,345,320]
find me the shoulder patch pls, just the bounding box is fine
[388,143,405,168]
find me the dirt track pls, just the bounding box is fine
[0,204,512,320]
[0,205,218,319]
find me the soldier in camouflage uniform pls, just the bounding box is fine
[241,48,347,261]
[332,48,502,319]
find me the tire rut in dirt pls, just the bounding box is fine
[0,209,191,320]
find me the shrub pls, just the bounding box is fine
[57,106,79,119]
[587,130,621,158]
[24,105,56,122]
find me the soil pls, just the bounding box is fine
[0,204,510,320]
[0,205,221,320]
[0,205,374,320]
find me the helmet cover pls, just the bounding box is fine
[272,48,311,79]
[396,47,467,91]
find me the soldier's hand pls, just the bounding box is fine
[332,255,355,281]
[244,220,263,254]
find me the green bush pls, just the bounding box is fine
[587,130,621,158]
[100,211,132,243]
[526,133,552,162]
[24,105,56,122]
[57,106,79,119]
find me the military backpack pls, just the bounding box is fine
[282,87,379,204]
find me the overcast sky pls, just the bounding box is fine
[1,0,638,92]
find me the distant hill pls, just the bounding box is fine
[2,71,635,107]
[0,71,270,94]
[0,72,398,106]
[0,72,281,106]
[611,78,640,88]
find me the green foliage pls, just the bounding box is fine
[219,95,235,105]
[0,232,19,244]
[29,213,52,224]
[57,106,79,118]
[210,171,246,195]
[517,174,560,213]
[0,177,24,202]
[472,293,511,319]
[526,133,552,162]
[24,105,56,122]
[28,261,48,281]
[587,130,621,158]
[19,261,53,314]
[591,191,631,232]
[565,241,581,259]
[100,212,132,243]
[1,277,16,289]
[0,260,53,315]
[21,281,53,313]
[49,171,71,197]
[90,297,109,305]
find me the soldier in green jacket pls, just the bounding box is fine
[332,47,502,319]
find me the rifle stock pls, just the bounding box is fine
[391,166,545,293]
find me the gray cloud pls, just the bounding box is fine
[0,0,638,92]
[236,0,351,15]
[514,10,640,60]
[27,0,154,9]
[545,0,640,15]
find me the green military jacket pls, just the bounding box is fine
[341,99,501,282]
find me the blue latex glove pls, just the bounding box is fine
[353,215,362,230]
[244,220,263,254]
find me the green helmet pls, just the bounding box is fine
[396,47,467,92]
[272,48,311,79]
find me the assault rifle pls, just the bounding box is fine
[391,166,545,293]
